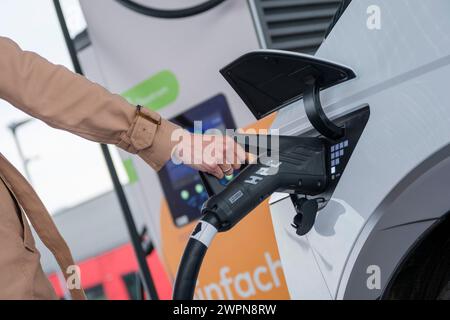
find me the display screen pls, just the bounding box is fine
[157,94,236,227]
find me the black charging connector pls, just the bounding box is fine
[173,50,371,301]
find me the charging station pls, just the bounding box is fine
[63,0,450,300]
[74,0,299,299]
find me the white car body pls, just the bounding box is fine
[268,0,450,299]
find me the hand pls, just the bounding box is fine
[172,132,246,179]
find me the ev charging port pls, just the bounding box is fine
[173,50,371,300]
[204,51,371,237]
[288,105,370,235]
[220,51,371,236]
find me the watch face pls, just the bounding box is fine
[157,94,237,228]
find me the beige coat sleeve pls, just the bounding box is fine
[0,36,180,171]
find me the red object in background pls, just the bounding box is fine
[48,243,173,300]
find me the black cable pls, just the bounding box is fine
[173,213,220,300]
[173,237,208,300]
[115,0,227,19]
[53,0,159,300]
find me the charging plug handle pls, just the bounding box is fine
[174,136,329,300]
[201,136,329,232]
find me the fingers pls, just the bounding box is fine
[204,140,235,178]
[208,163,224,179]
[223,135,245,170]
[219,163,234,176]
[182,133,250,179]
[246,152,257,164]
[234,139,247,168]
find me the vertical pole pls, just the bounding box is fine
[53,0,158,300]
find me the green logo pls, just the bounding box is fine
[122,70,179,111]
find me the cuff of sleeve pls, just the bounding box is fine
[138,118,181,171]
[117,106,181,171]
